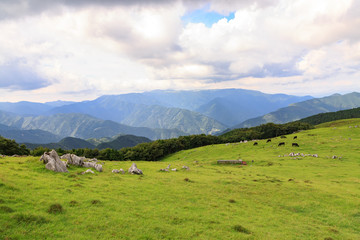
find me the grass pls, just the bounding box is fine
[0,119,360,239]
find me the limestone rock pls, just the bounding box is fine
[61,153,85,166]
[182,166,190,171]
[82,169,94,174]
[128,163,143,175]
[94,164,103,172]
[40,150,68,172]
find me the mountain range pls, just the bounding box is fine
[1,89,360,146]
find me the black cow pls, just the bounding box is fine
[293,136,297,139]
[292,143,299,147]
[278,142,285,146]
[253,142,258,146]
[266,139,271,143]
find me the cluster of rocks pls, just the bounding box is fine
[278,152,319,158]
[61,153,103,172]
[112,168,125,174]
[40,150,102,173]
[159,164,190,172]
[112,163,143,175]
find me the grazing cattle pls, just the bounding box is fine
[293,136,297,139]
[278,142,285,146]
[292,143,299,147]
[266,139,271,143]
[253,142,258,146]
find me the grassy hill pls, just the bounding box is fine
[0,119,359,239]
[235,92,360,128]
[298,107,360,125]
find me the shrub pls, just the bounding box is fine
[48,203,64,214]
[91,200,101,205]
[69,200,78,206]
[233,225,252,234]
[12,213,49,224]
[0,206,14,213]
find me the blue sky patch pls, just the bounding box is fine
[182,4,235,27]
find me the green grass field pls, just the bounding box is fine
[1,119,360,239]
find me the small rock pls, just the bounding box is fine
[171,168,177,171]
[128,163,143,175]
[82,169,94,174]
[112,169,120,173]
[182,166,190,170]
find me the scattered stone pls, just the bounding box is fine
[332,155,337,159]
[182,166,190,170]
[119,168,125,174]
[40,150,68,172]
[171,168,177,171]
[83,161,102,172]
[160,164,170,172]
[83,162,95,168]
[112,169,120,173]
[128,163,143,175]
[82,169,94,174]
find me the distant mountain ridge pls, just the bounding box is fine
[24,135,151,150]
[0,111,187,142]
[0,89,312,132]
[97,135,152,150]
[234,92,360,128]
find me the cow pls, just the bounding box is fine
[292,143,299,147]
[278,142,285,146]
[293,136,297,139]
[253,142,258,146]
[266,139,271,143]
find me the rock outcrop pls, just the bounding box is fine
[40,150,68,172]
[128,163,143,175]
[61,153,85,166]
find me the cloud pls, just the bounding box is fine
[0,60,51,90]
[0,0,359,102]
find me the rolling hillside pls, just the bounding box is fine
[0,118,359,239]
[234,92,360,128]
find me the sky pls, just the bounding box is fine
[0,0,359,102]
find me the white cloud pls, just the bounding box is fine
[0,0,359,102]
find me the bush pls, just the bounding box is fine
[233,225,252,234]
[48,203,64,214]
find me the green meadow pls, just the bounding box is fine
[1,119,360,239]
